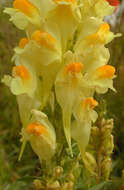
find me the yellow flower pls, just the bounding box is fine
[46,0,81,51]
[31,30,58,51]
[13,31,61,108]
[85,23,121,45]
[72,97,98,174]
[14,30,61,66]
[83,65,116,94]
[20,110,56,162]
[4,0,54,30]
[86,23,110,45]
[74,97,98,123]
[55,55,84,155]
[2,64,37,97]
[13,0,40,17]
[76,21,121,54]
[80,0,114,19]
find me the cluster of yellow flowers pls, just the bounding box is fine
[2,0,121,164]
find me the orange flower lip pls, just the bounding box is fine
[13,65,30,81]
[13,0,39,17]
[95,65,115,79]
[86,23,110,45]
[98,23,110,36]
[65,62,83,74]
[31,30,57,50]
[82,98,98,109]
[27,123,47,137]
[19,38,29,49]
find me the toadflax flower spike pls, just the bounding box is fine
[2,0,121,173]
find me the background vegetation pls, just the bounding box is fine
[0,0,124,189]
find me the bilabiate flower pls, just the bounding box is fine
[20,109,56,162]
[83,65,116,94]
[55,54,84,155]
[4,0,54,31]
[72,97,98,173]
[2,64,37,97]
[80,0,115,19]
[46,0,81,51]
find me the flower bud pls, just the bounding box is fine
[102,157,112,180]
[83,152,97,176]
[90,126,100,149]
[61,182,74,190]
[91,126,99,136]
[102,134,114,155]
[101,124,113,135]
[53,166,63,179]
[33,179,45,189]
[47,181,60,189]
[85,152,97,169]
[66,173,75,182]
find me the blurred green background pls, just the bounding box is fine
[0,0,124,189]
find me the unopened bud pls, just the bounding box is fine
[61,182,74,190]
[67,182,74,189]
[90,127,100,149]
[33,179,45,189]
[74,161,80,169]
[101,119,114,134]
[91,126,99,136]
[101,126,112,136]
[53,166,63,179]
[47,181,60,189]
[102,134,114,155]
[106,119,114,127]
[101,118,106,126]
[107,135,114,155]
[83,152,97,175]
[72,161,81,180]
[66,173,75,182]
[85,152,97,168]
[102,157,112,180]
